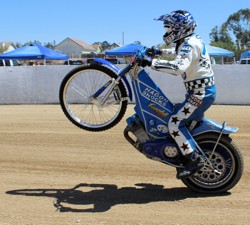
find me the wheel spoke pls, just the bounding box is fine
[191,140,235,189]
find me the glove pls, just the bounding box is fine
[136,55,152,67]
[140,57,152,67]
[146,47,162,57]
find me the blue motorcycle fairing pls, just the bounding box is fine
[93,58,133,101]
[191,118,238,137]
[132,69,174,139]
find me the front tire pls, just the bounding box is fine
[179,133,244,194]
[59,64,128,132]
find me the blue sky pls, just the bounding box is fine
[1,0,248,47]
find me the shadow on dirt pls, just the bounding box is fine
[6,183,230,212]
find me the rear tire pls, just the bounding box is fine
[178,133,244,193]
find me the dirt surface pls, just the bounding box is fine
[0,105,250,225]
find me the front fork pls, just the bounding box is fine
[91,62,134,107]
[91,77,124,108]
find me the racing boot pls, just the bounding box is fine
[177,151,205,179]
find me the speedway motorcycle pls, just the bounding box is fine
[59,47,243,193]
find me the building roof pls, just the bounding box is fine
[0,42,16,53]
[67,38,95,51]
[0,42,15,48]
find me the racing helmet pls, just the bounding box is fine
[155,10,197,46]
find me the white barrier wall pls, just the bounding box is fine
[0,66,74,104]
[0,65,249,104]
[146,65,250,105]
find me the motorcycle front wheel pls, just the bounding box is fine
[178,133,244,194]
[59,64,128,132]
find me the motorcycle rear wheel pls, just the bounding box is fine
[59,64,128,131]
[178,133,244,194]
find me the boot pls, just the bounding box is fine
[177,151,205,179]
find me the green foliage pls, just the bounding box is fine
[44,41,56,49]
[209,24,236,51]
[134,41,142,45]
[92,41,111,50]
[225,9,250,50]
[209,8,250,59]
[14,40,56,49]
[209,40,236,52]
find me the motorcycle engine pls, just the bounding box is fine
[124,115,150,150]
[126,116,150,143]
[124,115,181,165]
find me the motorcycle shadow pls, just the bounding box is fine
[6,183,230,213]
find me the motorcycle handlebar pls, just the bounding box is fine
[135,46,162,59]
[131,46,161,68]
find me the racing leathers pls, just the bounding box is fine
[151,34,216,159]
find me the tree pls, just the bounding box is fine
[209,24,236,51]
[134,41,142,45]
[92,41,112,50]
[12,40,56,50]
[44,41,56,49]
[209,8,250,58]
[19,40,42,47]
[225,8,250,49]
[15,42,22,48]
[209,26,219,42]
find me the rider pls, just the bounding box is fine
[149,10,216,179]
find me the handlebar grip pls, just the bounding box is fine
[146,47,162,56]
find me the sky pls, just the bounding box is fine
[1,0,249,47]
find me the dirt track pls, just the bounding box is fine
[0,105,250,225]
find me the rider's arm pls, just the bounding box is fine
[151,43,194,76]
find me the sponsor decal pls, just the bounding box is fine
[142,87,168,107]
[148,103,168,118]
[149,119,155,126]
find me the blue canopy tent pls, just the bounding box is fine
[240,50,250,58]
[105,43,143,56]
[0,43,68,64]
[206,45,235,57]
[206,45,235,64]
[106,43,235,57]
[105,43,235,64]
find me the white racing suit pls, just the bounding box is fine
[151,34,216,156]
